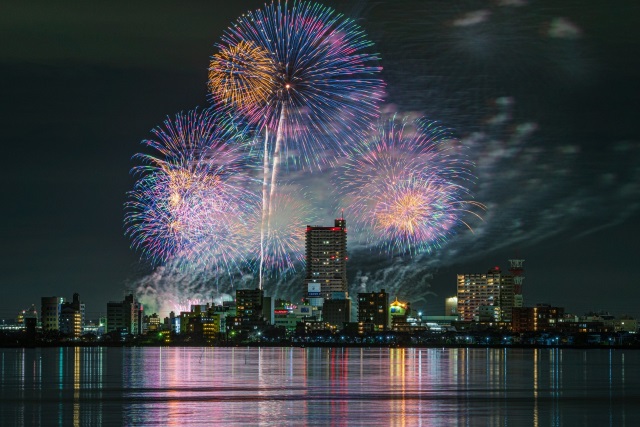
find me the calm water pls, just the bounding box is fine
[1,347,638,426]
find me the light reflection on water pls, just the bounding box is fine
[0,347,638,426]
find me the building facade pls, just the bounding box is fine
[305,217,348,300]
[357,289,389,331]
[322,298,351,329]
[445,296,458,317]
[59,293,85,338]
[106,294,143,334]
[234,288,266,331]
[41,296,65,332]
[457,267,515,322]
[511,304,565,332]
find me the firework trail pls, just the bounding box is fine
[339,115,484,256]
[208,0,384,287]
[124,109,258,273]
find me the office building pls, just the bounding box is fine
[357,289,389,331]
[457,267,515,322]
[305,217,348,301]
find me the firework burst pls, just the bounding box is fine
[208,40,276,113]
[124,109,258,271]
[209,0,385,168]
[209,1,384,287]
[339,116,484,255]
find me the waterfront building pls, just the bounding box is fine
[233,288,269,331]
[457,267,515,322]
[389,297,411,331]
[614,316,638,333]
[274,302,319,332]
[59,293,85,338]
[16,304,38,326]
[511,304,565,332]
[41,296,65,332]
[357,289,389,331]
[445,296,458,317]
[509,259,525,308]
[322,296,351,329]
[305,217,348,301]
[106,294,143,335]
[146,313,161,332]
[180,304,226,342]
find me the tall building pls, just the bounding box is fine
[41,296,65,332]
[306,217,348,300]
[358,289,389,331]
[509,259,525,308]
[59,293,85,338]
[457,267,515,322]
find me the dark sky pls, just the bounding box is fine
[2,0,639,320]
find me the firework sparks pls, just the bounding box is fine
[124,109,258,272]
[209,1,385,168]
[209,1,384,287]
[208,40,276,113]
[339,116,484,255]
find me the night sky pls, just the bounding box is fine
[2,0,639,320]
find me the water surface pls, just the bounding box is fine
[1,347,638,426]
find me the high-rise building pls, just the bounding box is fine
[41,296,65,332]
[509,259,525,308]
[306,217,348,300]
[457,267,515,322]
[358,289,389,331]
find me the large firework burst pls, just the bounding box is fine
[208,0,385,169]
[124,109,258,271]
[339,116,484,255]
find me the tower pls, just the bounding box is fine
[509,259,525,308]
[305,216,348,301]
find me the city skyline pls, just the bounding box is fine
[2,0,639,320]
